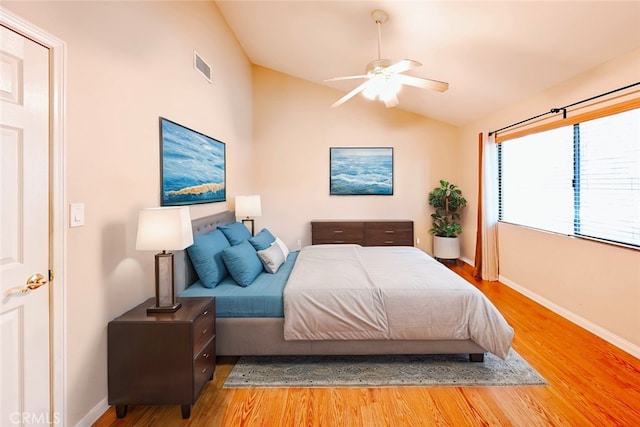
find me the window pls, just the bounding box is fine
[499,107,640,248]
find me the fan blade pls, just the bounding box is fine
[325,74,368,82]
[397,74,449,92]
[331,80,372,108]
[383,95,399,108]
[384,59,422,74]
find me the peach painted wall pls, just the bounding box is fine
[3,1,252,424]
[251,66,460,253]
[5,2,638,425]
[458,48,640,355]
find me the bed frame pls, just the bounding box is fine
[174,211,486,361]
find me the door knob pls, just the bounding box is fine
[21,273,48,294]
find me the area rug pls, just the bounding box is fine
[223,349,546,388]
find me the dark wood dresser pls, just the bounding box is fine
[311,220,414,246]
[108,297,215,419]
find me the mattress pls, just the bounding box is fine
[180,251,298,318]
[283,244,514,359]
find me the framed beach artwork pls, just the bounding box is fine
[330,147,394,195]
[160,117,226,206]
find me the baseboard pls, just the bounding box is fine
[499,274,640,359]
[75,397,108,427]
[459,256,474,267]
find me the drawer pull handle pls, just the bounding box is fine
[202,368,207,374]
[333,240,344,243]
[203,310,208,316]
[203,353,210,358]
[385,241,394,244]
[333,230,344,234]
[384,230,395,234]
[201,329,208,335]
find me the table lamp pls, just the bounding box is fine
[235,195,262,235]
[136,206,193,313]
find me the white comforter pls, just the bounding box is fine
[283,245,514,359]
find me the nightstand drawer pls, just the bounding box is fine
[193,338,215,397]
[193,302,215,354]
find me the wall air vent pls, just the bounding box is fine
[194,51,212,83]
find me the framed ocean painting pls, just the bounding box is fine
[330,147,393,195]
[160,117,226,206]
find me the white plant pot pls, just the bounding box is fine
[433,236,460,259]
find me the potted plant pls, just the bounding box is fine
[428,180,467,259]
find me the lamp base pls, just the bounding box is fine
[241,218,255,236]
[149,251,181,314]
[147,302,182,314]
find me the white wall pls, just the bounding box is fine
[458,48,640,355]
[3,1,253,425]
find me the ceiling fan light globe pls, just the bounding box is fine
[380,91,395,102]
[363,87,377,100]
[388,77,401,92]
[380,87,399,102]
[380,78,401,101]
[363,77,384,100]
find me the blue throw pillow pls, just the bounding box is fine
[248,228,276,250]
[221,240,263,287]
[186,230,231,288]
[218,222,252,246]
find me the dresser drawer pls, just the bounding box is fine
[365,229,414,246]
[312,220,414,247]
[365,221,414,246]
[311,222,364,244]
[193,338,215,398]
[193,302,215,354]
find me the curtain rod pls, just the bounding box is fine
[489,81,640,136]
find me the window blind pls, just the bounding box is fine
[575,108,640,246]
[499,126,574,235]
[498,104,640,248]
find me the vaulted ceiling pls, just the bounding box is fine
[215,1,640,126]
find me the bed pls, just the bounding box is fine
[175,211,514,361]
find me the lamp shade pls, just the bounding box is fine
[235,195,262,218]
[136,206,193,251]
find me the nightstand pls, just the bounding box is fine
[108,297,215,419]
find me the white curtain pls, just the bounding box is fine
[475,132,499,281]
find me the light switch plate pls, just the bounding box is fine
[70,203,85,227]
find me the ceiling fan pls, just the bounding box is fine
[326,9,449,109]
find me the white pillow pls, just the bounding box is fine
[274,237,290,260]
[257,243,285,274]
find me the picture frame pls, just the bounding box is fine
[330,147,394,195]
[160,117,226,206]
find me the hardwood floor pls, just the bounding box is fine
[94,262,640,426]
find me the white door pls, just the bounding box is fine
[1,25,52,426]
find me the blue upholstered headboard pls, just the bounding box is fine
[174,210,236,294]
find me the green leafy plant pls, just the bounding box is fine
[428,180,467,237]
